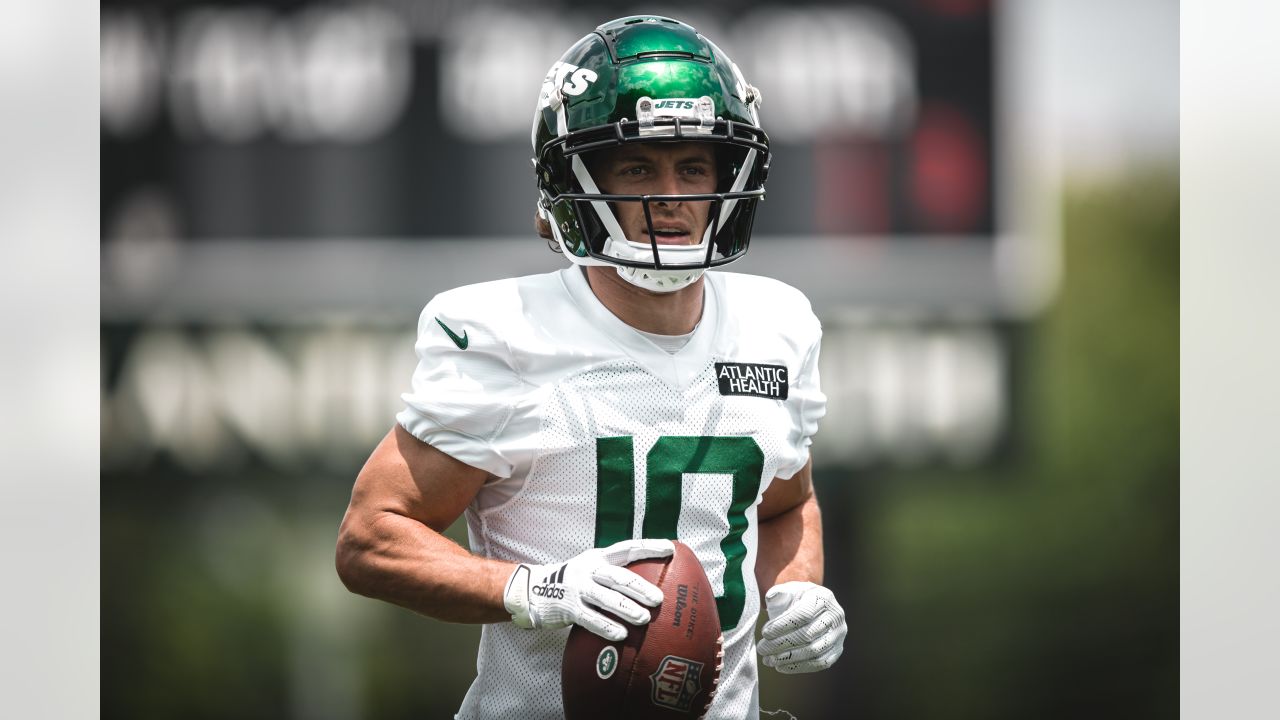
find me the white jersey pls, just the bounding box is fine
[397,267,826,720]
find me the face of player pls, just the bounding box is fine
[591,142,717,247]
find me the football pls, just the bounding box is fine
[562,541,723,719]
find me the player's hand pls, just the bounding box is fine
[758,581,847,674]
[502,539,675,641]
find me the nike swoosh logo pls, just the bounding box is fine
[435,317,469,350]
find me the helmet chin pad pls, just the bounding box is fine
[604,235,713,267]
[616,265,705,293]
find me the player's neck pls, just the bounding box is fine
[583,266,704,336]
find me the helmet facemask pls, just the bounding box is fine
[570,137,757,288]
[542,120,767,292]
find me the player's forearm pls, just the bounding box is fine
[755,492,824,593]
[336,509,513,624]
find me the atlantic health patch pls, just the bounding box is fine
[715,362,788,400]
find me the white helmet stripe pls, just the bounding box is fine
[715,148,757,234]
[570,154,631,253]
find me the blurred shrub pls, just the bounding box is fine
[846,171,1179,719]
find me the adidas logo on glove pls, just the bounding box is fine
[531,565,569,598]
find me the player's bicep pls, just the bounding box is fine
[350,424,491,533]
[757,458,814,523]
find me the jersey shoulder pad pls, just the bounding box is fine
[425,270,567,349]
[422,277,522,352]
[713,271,821,344]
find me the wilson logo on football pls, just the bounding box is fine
[649,655,704,712]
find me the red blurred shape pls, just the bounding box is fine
[815,138,890,235]
[909,101,986,234]
[915,0,990,18]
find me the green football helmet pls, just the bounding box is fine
[532,16,770,292]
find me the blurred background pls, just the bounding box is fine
[100,0,1177,718]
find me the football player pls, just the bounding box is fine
[336,16,847,719]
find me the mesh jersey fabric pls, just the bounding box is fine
[397,267,826,720]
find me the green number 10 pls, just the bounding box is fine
[594,435,764,631]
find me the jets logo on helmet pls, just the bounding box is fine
[531,15,770,293]
[539,61,599,106]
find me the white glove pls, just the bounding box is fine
[757,581,846,674]
[503,539,675,641]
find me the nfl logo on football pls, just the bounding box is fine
[649,655,705,711]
